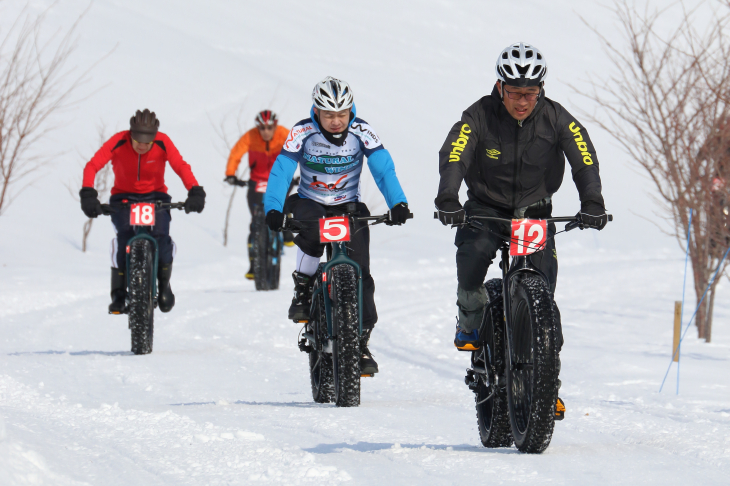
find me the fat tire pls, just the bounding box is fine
[331,264,360,407]
[252,206,270,291]
[309,275,334,403]
[506,275,558,453]
[475,278,513,448]
[128,239,155,355]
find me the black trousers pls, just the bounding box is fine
[110,192,173,270]
[287,194,378,329]
[455,200,558,293]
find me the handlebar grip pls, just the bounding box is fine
[608,214,613,222]
[407,212,414,220]
[434,211,438,219]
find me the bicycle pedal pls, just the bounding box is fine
[295,319,309,324]
[455,343,480,352]
[360,374,374,378]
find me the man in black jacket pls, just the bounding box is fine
[436,43,607,362]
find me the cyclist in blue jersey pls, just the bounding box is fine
[264,76,410,374]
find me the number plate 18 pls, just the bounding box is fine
[130,203,156,226]
[319,217,350,243]
[510,219,547,256]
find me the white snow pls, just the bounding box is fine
[1,0,730,484]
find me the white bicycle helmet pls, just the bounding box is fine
[495,42,547,87]
[312,76,354,111]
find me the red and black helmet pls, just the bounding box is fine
[255,110,278,128]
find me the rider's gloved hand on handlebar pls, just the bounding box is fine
[435,195,466,226]
[79,187,102,218]
[224,175,238,185]
[266,210,285,231]
[388,202,410,225]
[576,202,608,230]
[184,186,206,214]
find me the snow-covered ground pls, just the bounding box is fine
[1,0,730,484]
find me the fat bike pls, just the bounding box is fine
[102,200,185,355]
[287,203,412,407]
[438,212,612,453]
[229,176,295,291]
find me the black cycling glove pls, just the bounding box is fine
[79,187,102,218]
[388,202,410,225]
[224,175,238,185]
[435,195,466,226]
[185,186,206,214]
[266,210,285,231]
[577,202,607,230]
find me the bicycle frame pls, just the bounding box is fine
[310,234,364,339]
[101,200,185,303]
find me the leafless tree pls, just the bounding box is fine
[0,2,95,215]
[67,122,112,251]
[210,102,251,247]
[576,0,730,341]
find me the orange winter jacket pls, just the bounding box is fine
[225,125,289,183]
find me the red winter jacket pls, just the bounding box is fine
[82,131,199,195]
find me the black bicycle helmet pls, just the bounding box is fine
[129,109,160,143]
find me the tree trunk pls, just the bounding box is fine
[705,281,718,343]
[695,273,707,339]
[223,186,237,247]
[82,219,93,252]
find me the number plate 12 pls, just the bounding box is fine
[130,203,156,226]
[319,217,350,243]
[510,219,547,256]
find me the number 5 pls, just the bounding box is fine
[323,218,347,240]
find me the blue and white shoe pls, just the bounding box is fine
[454,326,480,351]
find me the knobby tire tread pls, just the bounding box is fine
[507,275,558,453]
[332,264,360,407]
[309,276,334,403]
[128,239,155,355]
[475,278,513,448]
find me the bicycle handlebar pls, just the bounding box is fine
[100,201,186,216]
[225,176,248,187]
[285,211,414,231]
[432,211,613,228]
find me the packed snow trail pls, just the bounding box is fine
[2,0,730,483]
[1,239,730,485]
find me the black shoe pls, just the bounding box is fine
[108,268,126,314]
[288,271,313,322]
[158,263,175,313]
[359,329,378,376]
[360,347,379,376]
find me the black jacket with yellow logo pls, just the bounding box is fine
[436,86,605,213]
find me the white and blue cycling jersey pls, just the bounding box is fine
[263,105,407,213]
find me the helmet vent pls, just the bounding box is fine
[525,50,533,58]
[512,49,520,57]
[502,52,508,59]
[516,64,529,76]
[537,53,542,60]
[503,65,514,76]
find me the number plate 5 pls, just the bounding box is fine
[130,203,156,226]
[510,219,547,256]
[319,217,350,243]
